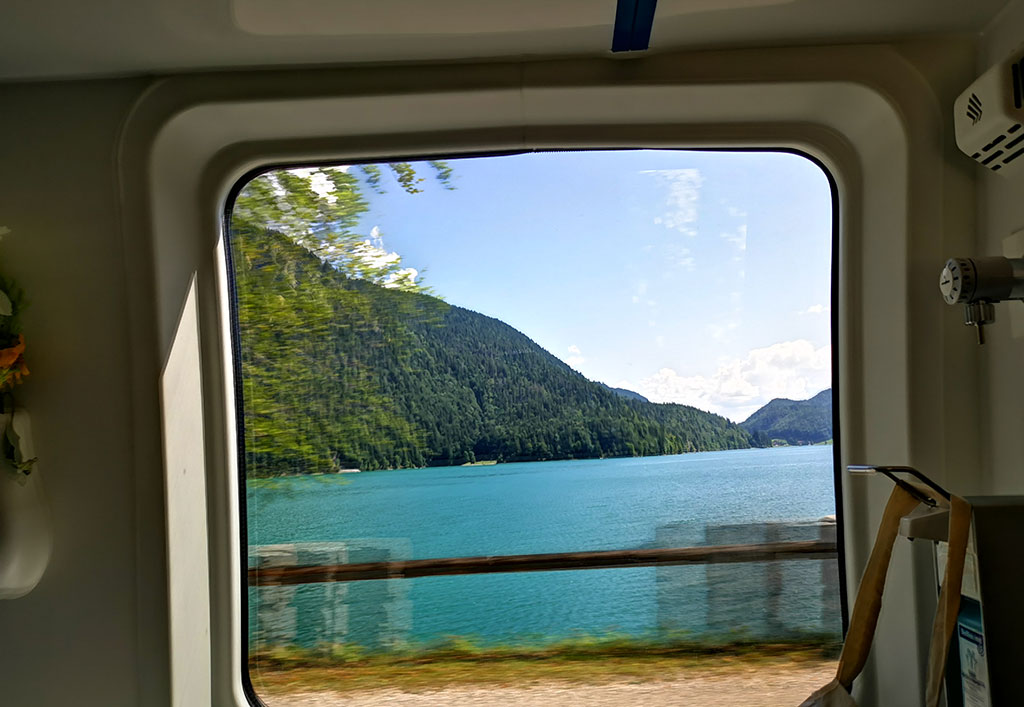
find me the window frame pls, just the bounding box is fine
[224,147,845,704]
[117,44,977,706]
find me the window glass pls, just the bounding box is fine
[231,150,839,705]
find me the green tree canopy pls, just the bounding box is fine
[233,162,451,290]
[230,162,452,476]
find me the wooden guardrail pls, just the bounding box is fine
[249,539,837,587]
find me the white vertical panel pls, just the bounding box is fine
[161,276,211,707]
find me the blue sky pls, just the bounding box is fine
[336,150,831,422]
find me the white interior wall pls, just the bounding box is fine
[979,1,1024,495]
[0,35,988,706]
[0,80,169,706]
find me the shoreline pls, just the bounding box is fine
[248,443,831,478]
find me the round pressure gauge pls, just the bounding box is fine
[939,258,975,304]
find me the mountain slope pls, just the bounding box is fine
[740,389,832,446]
[371,290,759,467]
[233,228,764,474]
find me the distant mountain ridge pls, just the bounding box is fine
[740,389,832,446]
[606,385,650,403]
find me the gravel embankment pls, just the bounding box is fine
[268,662,836,707]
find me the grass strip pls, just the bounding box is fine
[250,635,841,694]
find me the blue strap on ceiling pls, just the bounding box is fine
[611,0,658,53]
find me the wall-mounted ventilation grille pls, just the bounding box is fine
[970,123,1024,171]
[956,51,1024,175]
[967,93,984,124]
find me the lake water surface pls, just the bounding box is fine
[248,445,840,649]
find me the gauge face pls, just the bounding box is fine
[939,260,961,303]
[940,258,974,304]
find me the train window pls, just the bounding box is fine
[228,150,840,705]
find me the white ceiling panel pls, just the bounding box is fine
[0,0,1012,81]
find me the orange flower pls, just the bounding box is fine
[0,334,25,369]
[0,334,28,389]
[9,359,28,385]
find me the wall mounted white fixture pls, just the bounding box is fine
[0,408,52,599]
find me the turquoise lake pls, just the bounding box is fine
[247,445,841,649]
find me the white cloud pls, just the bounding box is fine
[673,246,695,271]
[565,345,585,369]
[383,267,418,288]
[288,166,350,204]
[797,304,828,316]
[345,227,419,289]
[351,241,399,270]
[720,223,747,251]
[620,339,831,422]
[309,171,338,203]
[644,168,703,238]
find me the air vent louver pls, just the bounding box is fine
[1003,147,1024,165]
[982,151,1004,165]
[967,93,984,124]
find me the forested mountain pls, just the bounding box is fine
[375,293,760,469]
[232,227,762,475]
[229,164,764,476]
[740,389,832,446]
